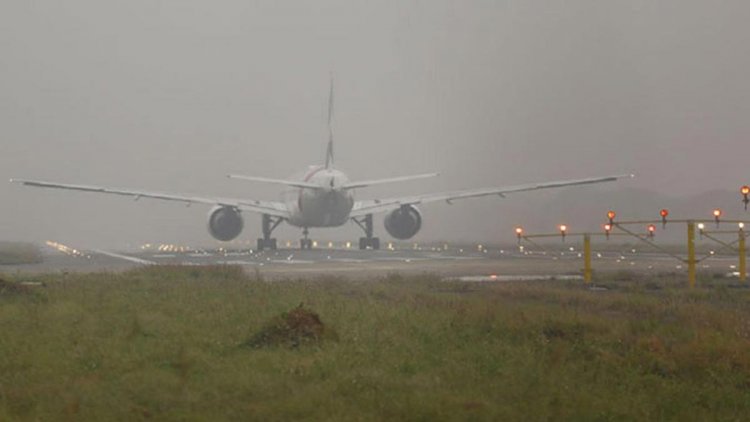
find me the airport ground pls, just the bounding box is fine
[1,264,749,420]
[1,240,746,283]
[2,241,750,420]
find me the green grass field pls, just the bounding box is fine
[1,267,750,421]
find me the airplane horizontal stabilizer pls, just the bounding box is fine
[342,173,439,190]
[226,175,320,190]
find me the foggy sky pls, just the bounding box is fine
[2,1,750,248]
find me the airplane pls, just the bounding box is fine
[10,82,632,251]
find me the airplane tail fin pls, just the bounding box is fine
[325,76,334,169]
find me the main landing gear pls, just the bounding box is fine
[300,227,313,250]
[257,214,283,251]
[352,214,380,250]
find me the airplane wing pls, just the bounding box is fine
[10,179,290,218]
[350,174,633,217]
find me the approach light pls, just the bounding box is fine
[698,222,705,239]
[713,209,722,227]
[742,186,750,210]
[647,224,656,238]
[559,224,567,242]
[607,210,616,224]
[660,209,669,228]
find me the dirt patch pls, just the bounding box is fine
[246,305,337,348]
[0,278,32,296]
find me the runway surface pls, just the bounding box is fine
[1,241,744,280]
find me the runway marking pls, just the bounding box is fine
[447,275,584,282]
[93,250,156,265]
[217,260,258,266]
[270,260,316,265]
[152,254,177,258]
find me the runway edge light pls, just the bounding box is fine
[742,186,750,210]
[648,224,657,238]
[603,224,612,240]
[713,208,722,228]
[660,209,669,228]
[559,224,567,242]
[515,227,524,243]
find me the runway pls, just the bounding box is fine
[2,241,745,280]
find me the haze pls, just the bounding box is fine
[2,1,749,249]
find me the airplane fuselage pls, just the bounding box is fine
[283,166,354,228]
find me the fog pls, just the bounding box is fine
[2,1,749,249]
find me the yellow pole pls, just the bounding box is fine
[583,233,592,284]
[687,221,696,288]
[739,229,746,282]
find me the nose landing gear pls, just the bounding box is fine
[300,227,313,250]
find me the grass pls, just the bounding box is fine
[0,242,42,265]
[1,266,750,420]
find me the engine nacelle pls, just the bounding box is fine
[384,205,422,240]
[207,206,244,241]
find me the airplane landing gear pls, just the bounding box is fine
[352,214,380,250]
[300,227,313,250]
[257,214,283,251]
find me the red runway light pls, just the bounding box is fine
[659,209,669,228]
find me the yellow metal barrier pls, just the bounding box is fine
[687,221,696,289]
[740,228,746,282]
[583,234,592,284]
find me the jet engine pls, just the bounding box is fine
[384,205,422,240]
[207,206,244,241]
